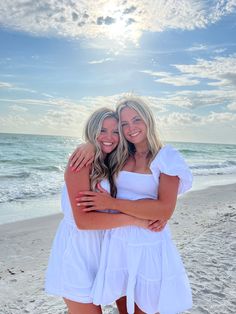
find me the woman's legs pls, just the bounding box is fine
[116,297,159,314]
[135,304,160,314]
[116,296,128,314]
[134,303,146,314]
[64,298,102,314]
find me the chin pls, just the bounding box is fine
[128,137,142,144]
[104,148,114,154]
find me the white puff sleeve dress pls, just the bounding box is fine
[91,145,193,314]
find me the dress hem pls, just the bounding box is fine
[45,287,93,303]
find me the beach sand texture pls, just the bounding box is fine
[0,183,236,314]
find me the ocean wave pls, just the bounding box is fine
[190,160,236,170]
[0,172,31,179]
[0,142,15,146]
[31,165,64,172]
[180,149,206,154]
[0,158,43,165]
[18,158,45,164]
[0,184,61,203]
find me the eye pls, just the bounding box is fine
[113,130,119,135]
[121,122,128,127]
[134,117,142,122]
[100,128,106,133]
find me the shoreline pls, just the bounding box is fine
[0,183,236,313]
[1,174,236,226]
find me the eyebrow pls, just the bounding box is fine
[101,127,119,131]
[121,115,140,122]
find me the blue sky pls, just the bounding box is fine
[0,0,236,144]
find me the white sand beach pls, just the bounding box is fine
[0,183,236,314]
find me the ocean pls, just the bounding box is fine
[1,132,236,224]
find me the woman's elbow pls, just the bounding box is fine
[74,216,87,230]
[75,221,86,230]
[157,203,176,220]
[164,205,176,220]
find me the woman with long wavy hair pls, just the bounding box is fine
[74,96,193,314]
[45,107,155,314]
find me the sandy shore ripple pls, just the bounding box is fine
[0,183,236,314]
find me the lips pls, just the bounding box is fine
[102,142,113,146]
[129,131,140,137]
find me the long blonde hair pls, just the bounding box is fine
[114,96,162,174]
[84,107,119,197]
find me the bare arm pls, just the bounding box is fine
[69,143,95,171]
[77,174,179,220]
[64,163,149,230]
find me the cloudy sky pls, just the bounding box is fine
[0,0,236,144]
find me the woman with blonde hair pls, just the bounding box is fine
[74,96,193,314]
[45,107,156,314]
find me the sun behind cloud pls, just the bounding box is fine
[1,0,236,48]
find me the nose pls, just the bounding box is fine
[106,132,113,140]
[127,122,136,132]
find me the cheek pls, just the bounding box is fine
[114,135,120,145]
[122,126,129,136]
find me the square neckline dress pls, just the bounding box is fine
[91,145,193,314]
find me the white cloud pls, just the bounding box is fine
[0,114,28,130]
[141,70,200,86]
[204,111,236,124]
[158,111,236,143]
[0,93,167,136]
[141,55,236,109]
[155,76,199,86]
[159,112,203,127]
[0,81,14,88]
[0,94,121,136]
[10,105,28,112]
[174,54,236,88]
[187,44,208,52]
[1,93,236,142]
[0,81,36,93]
[158,111,236,127]
[127,88,236,110]
[0,1,235,45]
[88,57,114,64]
[0,98,58,106]
[227,103,236,111]
[214,48,227,54]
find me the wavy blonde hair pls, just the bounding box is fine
[114,95,162,174]
[84,107,119,197]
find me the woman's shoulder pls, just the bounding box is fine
[152,144,180,163]
[64,162,91,181]
[150,144,193,194]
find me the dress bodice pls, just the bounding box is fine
[101,144,193,201]
[116,171,157,200]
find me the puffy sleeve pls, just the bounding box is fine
[150,145,193,194]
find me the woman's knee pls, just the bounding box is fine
[63,298,102,314]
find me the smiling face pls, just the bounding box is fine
[97,117,119,155]
[120,107,147,145]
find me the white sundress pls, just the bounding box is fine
[91,145,193,314]
[45,184,104,303]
